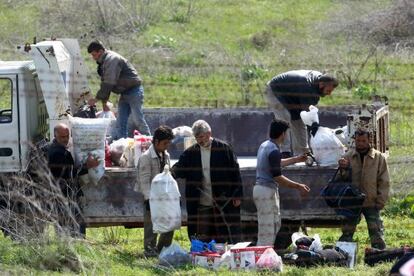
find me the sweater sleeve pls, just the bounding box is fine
[137,154,152,200]
[376,154,390,209]
[225,144,243,199]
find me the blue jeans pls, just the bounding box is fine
[116,85,151,138]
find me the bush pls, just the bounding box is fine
[384,194,414,218]
[353,84,376,99]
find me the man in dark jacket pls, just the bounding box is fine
[266,70,338,157]
[172,120,243,243]
[48,123,98,236]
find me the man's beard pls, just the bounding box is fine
[356,146,370,154]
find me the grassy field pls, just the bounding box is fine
[1,0,414,274]
[0,215,412,275]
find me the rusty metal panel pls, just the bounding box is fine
[240,165,341,222]
[83,107,365,226]
[82,168,144,226]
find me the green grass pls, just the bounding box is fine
[0,215,412,275]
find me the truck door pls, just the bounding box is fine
[0,75,20,172]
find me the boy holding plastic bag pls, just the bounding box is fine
[135,126,176,257]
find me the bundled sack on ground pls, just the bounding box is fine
[69,116,111,185]
[283,232,349,267]
[300,105,346,166]
[150,165,181,233]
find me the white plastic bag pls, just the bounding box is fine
[256,248,283,271]
[69,116,110,185]
[109,138,128,166]
[310,126,345,166]
[96,110,116,120]
[292,232,323,252]
[300,105,319,126]
[172,126,193,137]
[150,165,181,233]
[119,138,135,167]
[333,125,349,146]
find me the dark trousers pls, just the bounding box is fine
[143,204,174,254]
[339,207,386,249]
[196,203,241,243]
[55,180,86,237]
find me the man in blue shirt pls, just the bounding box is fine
[266,70,338,157]
[254,119,310,246]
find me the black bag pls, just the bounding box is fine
[321,168,366,218]
[390,252,414,274]
[365,247,414,266]
[73,103,97,118]
[284,247,348,267]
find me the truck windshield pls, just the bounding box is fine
[0,78,12,123]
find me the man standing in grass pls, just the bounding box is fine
[136,126,175,257]
[266,70,338,157]
[172,120,243,244]
[254,119,310,246]
[337,129,390,249]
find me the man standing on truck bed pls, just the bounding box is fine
[254,119,310,246]
[266,70,338,157]
[87,40,151,138]
[48,123,99,237]
[135,125,175,257]
[337,129,390,249]
[172,120,243,243]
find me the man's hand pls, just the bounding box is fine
[296,183,310,197]
[338,158,350,169]
[295,154,308,163]
[232,199,241,207]
[86,154,100,169]
[103,101,111,112]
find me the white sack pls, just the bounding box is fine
[310,126,345,166]
[300,105,319,126]
[69,116,110,185]
[150,165,181,233]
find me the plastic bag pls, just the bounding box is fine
[292,232,323,252]
[310,126,345,166]
[69,116,110,185]
[218,250,233,270]
[150,165,181,233]
[159,242,191,267]
[109,138,129,166]
[333,125,349,146]
[172,126,193,137]
[300,105,319,126]
[256,248,283,271]
[119,138,135,167]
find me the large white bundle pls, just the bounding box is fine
[150,166,181,233]
[300,106,345,166]
[69,116,110,185]
[300,105,319,126]
[310,127,345,166]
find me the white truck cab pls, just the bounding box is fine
[0,39,91,173]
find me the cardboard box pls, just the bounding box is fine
[230,246,273,269]
[191,252,221,269]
